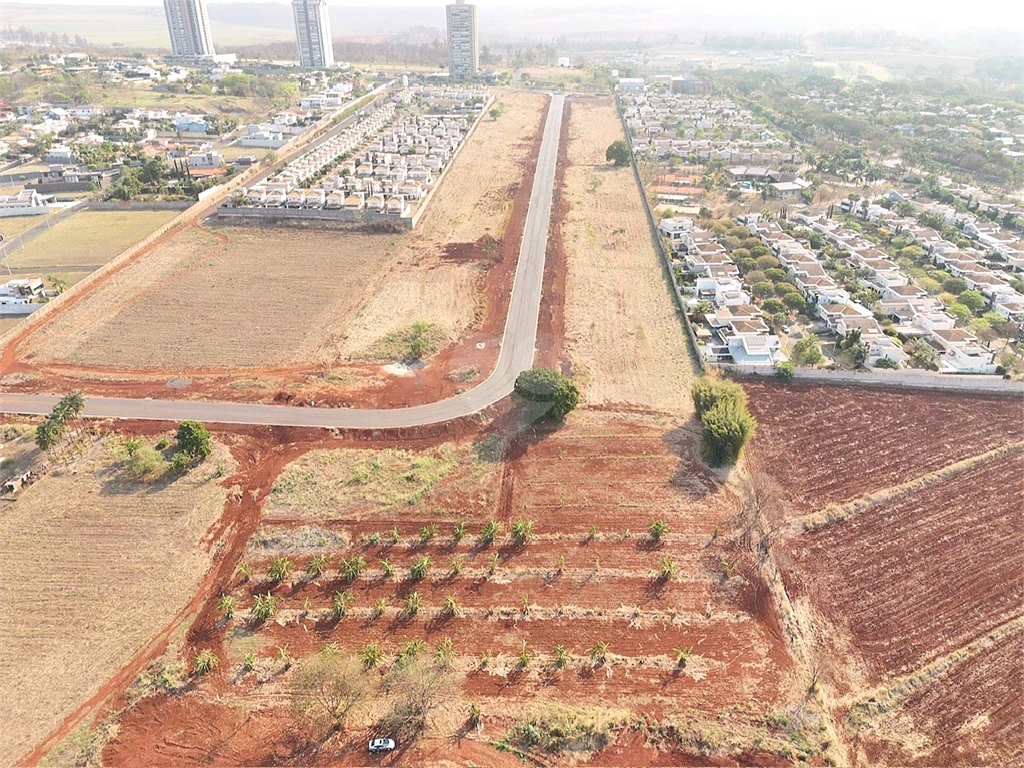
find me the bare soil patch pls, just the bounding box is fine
[559,98,696,416]
[743,380,1024,515]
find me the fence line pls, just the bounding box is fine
[722,364,1024,394]
[615,93,706,374]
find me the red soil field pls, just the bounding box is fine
[858,629,1024,768]
[100,414,804,767]
[742,381,1023,515]
[781,450,1024,681]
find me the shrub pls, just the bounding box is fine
[513,368,580,422]
[175,420,212,459]
[169,451,193,474]
[691,378,747,418]
[480,520,500,545]
[874,357,900,370]
[216,594,236,620]
[124,445,169,481]
[360,642,383,668]
[700,399,757,467]
[306,554,330,576]
[774,360,795,380]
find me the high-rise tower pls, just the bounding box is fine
[292,0,335,69]
[446,0,478,80]
[162,0,216,57]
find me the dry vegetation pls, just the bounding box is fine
[561,98,696,415]
[0,431,235,766]
[15,91,546,375]
[4,210,178,269]
[333,90,546,359]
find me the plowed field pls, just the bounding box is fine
[743,380,1024,767]
[743,381,1023,514]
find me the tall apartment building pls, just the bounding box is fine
[292,0,335,69]
[162,0,216,57]
[445,0,479,80]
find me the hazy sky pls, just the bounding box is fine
[6,0,1024,31]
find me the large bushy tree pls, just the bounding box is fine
[514,368,580,422]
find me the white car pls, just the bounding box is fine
[368,738,396,753]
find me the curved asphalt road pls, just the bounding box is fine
[0,95,566,429]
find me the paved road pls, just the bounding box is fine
[0,95,566,429]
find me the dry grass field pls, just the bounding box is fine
[4,210,178,270]
[333,90,547,359]
[0,432,236,766]
[560,98,696,415]
[16,91,546,373]
[19,225,399,369]
[0,210,61,240]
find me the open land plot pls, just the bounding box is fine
[742,380,1024,516]
[559,98,696,416]
[100,412,816,767]
[14,91,546,379]
[0,431,236,766]
[0,210,63,240]
[743,381,1024,767]
[332,90,547,361]
[4,210,178,270]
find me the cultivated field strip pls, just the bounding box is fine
[744,381,1024,514]
[785,450,1024,681]
[855,622,1023,767]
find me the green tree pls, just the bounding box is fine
[605,139,631,167]
[782,292,807,311]
[700,399,757,467]
[691,377,747,417]
[176,420,212,459]
[791,335,825,367]
[958,290,986,314]
[513,368,580,422]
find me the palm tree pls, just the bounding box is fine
[340,554,367,580]
[251,592,278,621]
[449,555,465,575]
[379,558,395,578]
[360,642,383,669]
[331,590,355,619]
[398,638,425,665]
[516,640,531,669]
[216,594,236,620]
[409,555,432,580]
[659,556,676,581]
[268,556,294,583]
[486,552,500,576]
[306,554,330,577]
[510,518,535,544]
[589,641,609,665]
[480,520,499,545]
[404,591,422,615]
[648,519,669,542]
[452,520,468,542]
[419,524,438,543]
[193,649,219,675]
[553,644,570,669]
[435,637,455,666]
[673,646,693,668]
[372,597,388,618]
[443,595,459,616]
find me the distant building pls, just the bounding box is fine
[0,189,51,218]
[162,0,217,58]
[292,0,335,69]
[617,77,646,93]
[446,0,479,80]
